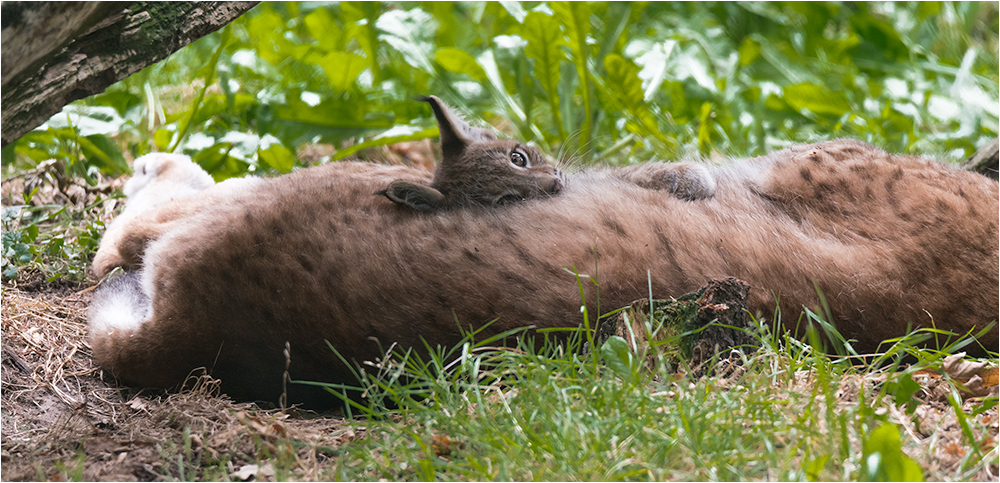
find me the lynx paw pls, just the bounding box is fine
[668,163,716,200]
[617,162,716,200]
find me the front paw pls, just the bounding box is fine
[671,164,716,201]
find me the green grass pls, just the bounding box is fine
[307,312,997,481]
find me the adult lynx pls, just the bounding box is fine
[89,102,998,407]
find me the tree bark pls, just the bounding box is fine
[1,1,259,148]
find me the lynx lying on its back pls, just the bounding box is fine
[88,98,998,408]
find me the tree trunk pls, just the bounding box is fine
[1,1,259,148]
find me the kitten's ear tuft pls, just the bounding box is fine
[421,95,496,156]
[378,180,446,212]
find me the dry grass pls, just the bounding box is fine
[0,279,362,481]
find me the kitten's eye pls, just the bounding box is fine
[510,149,529,168]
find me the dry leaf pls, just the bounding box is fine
[941,352,999,397]
[127,398,148,411]
[978,367,998,387]
[942,353,990,381]
[431,434,453,457]
[231,464,259,481]
[231,462,275,481]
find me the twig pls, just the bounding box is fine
[3,345,32,373]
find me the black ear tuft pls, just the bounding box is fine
[379,179,446,212]
[421,96,496,156]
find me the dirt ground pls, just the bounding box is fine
[1,275,365,481]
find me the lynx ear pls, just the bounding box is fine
[378,180,446,212]
[421,95,496,156]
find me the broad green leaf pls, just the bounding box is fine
[603,55,645,113]
[154,129,175,152]
[860,424,924,482]
[245,9,290,66]
[849,10,910,62]
[303,7,342,52]
[522,11,566,140]
[750,33,814,84]
[23,225,38,244]
[804,454,831,481]
[81,134,129,174]
[603,54,667,145]
[11,131,55,163]
[319,52,369,92]
[193,142,247,181]
[600,336,638,385]
[765,93,790,112]
[89,90,143,117]
[257,143,296,173]
[270,102,395,144]
[342,2,381,80]
[551,1,593,145]
[783,83,852,117]
[886,372,922,415]
[738,37,761,67]
[341,1,376,23]
[375,8,436,75]
[434,48,486,81]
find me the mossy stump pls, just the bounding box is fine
[594,277,759,374]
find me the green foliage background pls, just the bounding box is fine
[4,1,998,182]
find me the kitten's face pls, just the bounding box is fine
[432,139,564,207]
[379,96,564,212]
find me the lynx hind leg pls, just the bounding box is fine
[616,162,716,200]
[92,215,175,278]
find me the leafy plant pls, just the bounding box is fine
[1,208,36,279]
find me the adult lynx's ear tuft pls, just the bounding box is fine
[421,95,496,157]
